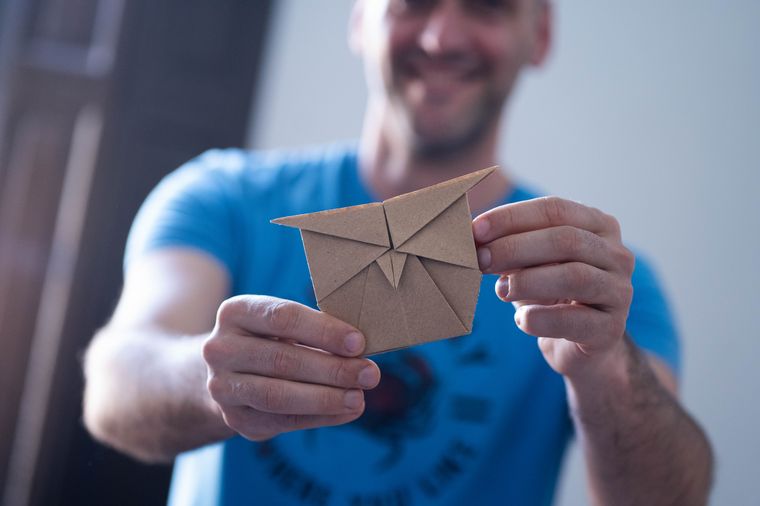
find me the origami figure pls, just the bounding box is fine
[272,166,496,355]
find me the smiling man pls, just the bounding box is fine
[83,1,712,505]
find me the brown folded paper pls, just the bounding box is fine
[272,166,496,355]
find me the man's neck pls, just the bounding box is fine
[357,103,512,214]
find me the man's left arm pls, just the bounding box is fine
[473,196,712,506]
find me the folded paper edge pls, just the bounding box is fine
[382,166,498,249]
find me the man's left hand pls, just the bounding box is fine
[472,196,635,378]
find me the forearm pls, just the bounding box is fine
[566,336,712,506]
[83,327,233,463]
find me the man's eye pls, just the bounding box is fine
[390,0,517,17]
[468,0,517,16]
[391,0,436,14]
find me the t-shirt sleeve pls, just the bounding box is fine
[626,253,682,378]
[124,152,240,278]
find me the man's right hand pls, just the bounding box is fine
[202,295,381,441]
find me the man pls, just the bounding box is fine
[83,1,713,505]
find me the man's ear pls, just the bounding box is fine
[348,0,366,56]
[530,1,552,66]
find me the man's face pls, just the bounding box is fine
[354,0,549,156]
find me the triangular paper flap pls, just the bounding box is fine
[396,195,478,269]
[359,262,411,355]
[390,250,407,288]
[272,203,390,247]
[397,255,468,343]
[382,166,497,248]
[376,251,394,287]
[301,230,389,301]
[318,266,369,329]
[420,258,481,332]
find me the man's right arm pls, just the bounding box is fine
[83,248,380,463]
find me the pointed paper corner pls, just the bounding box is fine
[359,262,411,355]
[376,251,394,287]
[390,251,407,288]
[270,212,310,228]
[272,203,390,247]
[271,206,353,228]
[449,165,499,196]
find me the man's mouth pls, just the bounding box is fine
[401,51,484,85]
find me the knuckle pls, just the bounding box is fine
[553,226,582,256]
[258,381,290,412]
[319,388,339,412]
[216,296,244,326]
[541,196,568,225]
[501,235,519,262]
[270,346,298,378]
[519,306,541,335]
[618,246,636,274]
[329,359,353,387]
[604,212,622,236]
[206,375,227,401]
[617,280,634,307]
[265,300,301,335]
[564,262,591,289]
[201,336,224,366]
[314,318,334,350]
[492,204,517,236]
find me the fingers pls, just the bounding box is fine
[223,406,362,442]
[473,196,622,244]
[209,373,365,416]
[514,303,626,346]
[496,263,633,309]
[210,335,381,389]
[207,295,381,439]
[216,295,365,357]
[477,225,631,275]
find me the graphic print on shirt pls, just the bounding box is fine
[249,312,502,506]
[353,351,438,470]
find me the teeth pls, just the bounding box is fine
[406,53,478,81]
[425,65,476,81]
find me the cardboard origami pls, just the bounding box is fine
[272,166,496,355]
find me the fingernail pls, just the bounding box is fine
[344,389,363,409]
[514,307,524,326]
[344,332,364,354]
[473,218,490,241]
[496,276,509,300]
[358,365,378,388]
[477,247,492,270]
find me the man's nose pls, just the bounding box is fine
[418,1,470,55]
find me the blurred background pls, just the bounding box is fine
[0,1,757,505]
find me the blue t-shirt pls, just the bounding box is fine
[125,145,680,506]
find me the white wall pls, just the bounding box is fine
[249,2,760,505]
